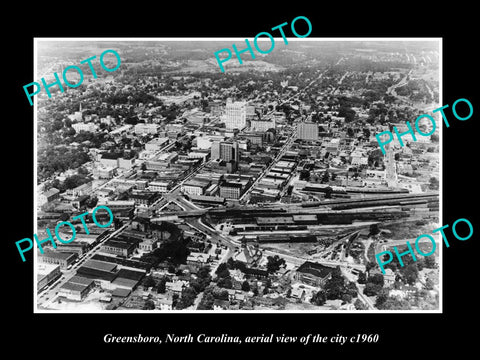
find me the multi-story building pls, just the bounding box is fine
[148,181,170,193]
[56,242,89,256]
[134,123,159,135]
[139,239,158,252]
[99,154,120,168]
[37,263,61,292]
[92,166,116,179]
[245,104,256,120]
[100,239,138,257]
[38,188,60,206]
[294,261,335,287]
[211,141,239,162]
[223,100,247,130]
[66,182,92,198]
[38,250,77,270]
[186,252,211,267]
[72,123,98,133]
[129,192,159,206]
[181,179,211,196]
[244,133,264,147]
[297,122,319,141]
[196,135,226,150]
[219,181,244,199]
[145,137,169,152]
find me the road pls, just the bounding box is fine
[192,245,233,310]
[342,267,376,310]
[239,123,298,202]
[387,69,413,97]
[262,248,366,272]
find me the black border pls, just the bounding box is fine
[6,5,478,354]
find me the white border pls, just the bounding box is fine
[33,37,442,314]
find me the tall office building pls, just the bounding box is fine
[224,99,247,130]
[211,141,239,162]
[297,122,319,141]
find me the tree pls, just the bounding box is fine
[266,255,286,273]
[369,223,380,236]
[156,277,167,293]
[429,177,439,190]
[215,263,230,279]
[341,293,353,304]
[324,186,333,199]
[143,299,156,310]
[321,171,330,184]
[362,128,371,139]
[176,287,197,309]
[142,275,156,289]
[425,256,436,269]
[77,166,89,175]
[375,288,389,307]
[425,277,435,290]
[354,298,368,310]
[197,265,212,280]
[217,276,233,289]
[347,128,355,137]
[367,273,384,287]
[311,290,327,306]
[216,262,228,275]
[324,267,346,300]
[299,169,310,181]
[357,271,367,284]
[241,280,251,292]
[401,265,419,285]
[377,297,411,310]
[363,283,382,296]
[197,290,215,310]
[366,262,376,272]
[85,196,98,208]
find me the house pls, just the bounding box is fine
[186,252,210,267]
[155,294,174,310]
[383,268,396,287]
[38,188,60,206]
[290,287,306,301]
[166,281,185,295]
[234,292,246,303]
[139,239,158,252]
[213,299,230,310]
[234,245,263,267]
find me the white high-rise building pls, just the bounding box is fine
[223,100,247,130]
[297,122,319,141]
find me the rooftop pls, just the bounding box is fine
[296,261,336,278]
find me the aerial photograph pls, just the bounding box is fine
[34,38,441,312]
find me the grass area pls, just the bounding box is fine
[262,243,316,258]
[381,219,440,241]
